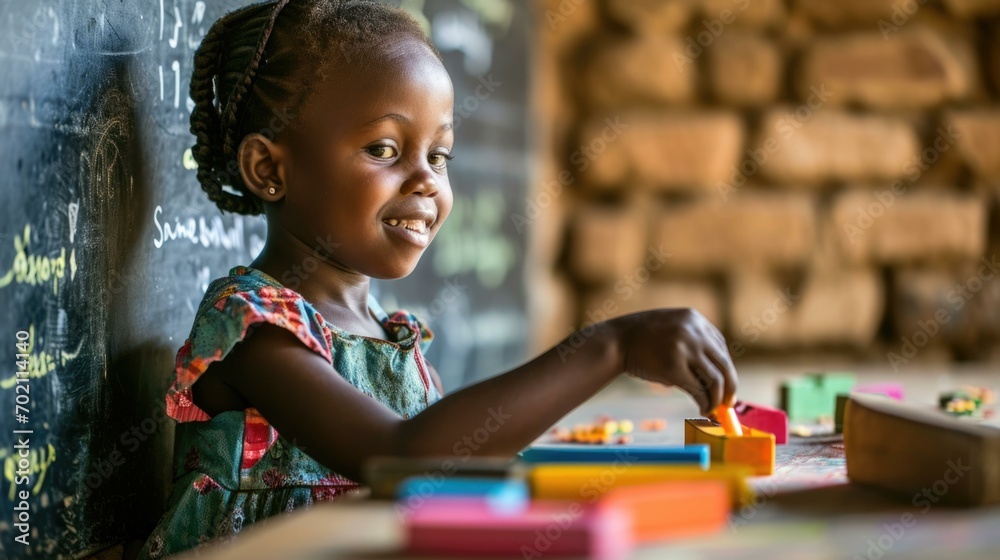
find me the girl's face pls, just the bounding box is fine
[277,36,455,279]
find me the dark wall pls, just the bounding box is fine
[0,1,528,558]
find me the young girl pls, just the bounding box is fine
[136,1,737,557]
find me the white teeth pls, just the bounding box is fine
[385,218,428,233]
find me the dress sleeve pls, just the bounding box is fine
[165,284,333,422]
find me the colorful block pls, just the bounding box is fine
[520,444,709,469]
[835,394,849,434]
[734,401,788,444]
[528,463,755,508]
[780,372,856,423]
[363,456,524,499]
[397,477,530,513]
[714,405,743,436]
[684,418,775,476]
[602,480,729,543]
[404,499,631,559]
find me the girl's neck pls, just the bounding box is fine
[249,240,387,340]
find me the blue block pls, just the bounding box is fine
[397,476,529,513]
[519,444,710,469]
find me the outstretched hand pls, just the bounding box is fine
[610,308,738,415]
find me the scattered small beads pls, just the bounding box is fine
[639,418,668,432]
[940,386,996,417]
[550,415,637,444]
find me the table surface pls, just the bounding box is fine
[178,365,1000,560]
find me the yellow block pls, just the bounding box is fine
[528,463,755,508]
[684,418,775,476]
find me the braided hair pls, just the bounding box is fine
[189,0,440,216]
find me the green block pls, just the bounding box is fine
[780,372,856,423]
[835,394,849,434]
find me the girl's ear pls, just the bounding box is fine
[238,132,287,201]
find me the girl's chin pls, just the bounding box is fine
[367,257,424,280]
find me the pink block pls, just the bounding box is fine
[855,383,904,400]
[405,498,631,559]
[734,401,789,445]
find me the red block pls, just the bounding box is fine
[734,401,788,445]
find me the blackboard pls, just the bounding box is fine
[0,1,529,557]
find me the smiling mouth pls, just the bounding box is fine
[383,218,429,234]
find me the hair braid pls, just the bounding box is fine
[189,0,288,216]
[190,18,243,215]
[219,0,290,174]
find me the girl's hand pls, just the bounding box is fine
[610,308,738,415]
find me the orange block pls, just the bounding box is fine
[684,418,775,476]
[602,480,729,543]
[714,405,744,436]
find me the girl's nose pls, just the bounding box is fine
[401,167,439,197]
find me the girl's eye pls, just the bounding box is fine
[429,152,455,169]
[367,145,398,159]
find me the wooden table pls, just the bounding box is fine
[180,366,1000,560]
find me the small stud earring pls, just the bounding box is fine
[268,187,276,195]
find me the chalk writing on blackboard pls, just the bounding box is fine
[0,224,76,295]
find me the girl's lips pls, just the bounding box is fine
[382,219,431,248]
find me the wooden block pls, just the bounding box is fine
[520,444,709,468]
[397,477,530,513]
[780,372,856,423]
[684,418,775,475]
[528,464,755,508]
[363,456,524,500]
[734,401,788,444]
[404,499,631,559]
[844,393,1000,506]
[602,480,729,543]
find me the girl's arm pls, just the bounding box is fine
[210,308,735,482]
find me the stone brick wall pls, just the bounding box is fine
[527,0,1000,365]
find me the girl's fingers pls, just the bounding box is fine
[682,365,711,414]
[698,316,727,349]
[688,356,716,414]
[692,356,724,413]
[705,322,727,349]
[694,317,738,406]
[703,341,738,406]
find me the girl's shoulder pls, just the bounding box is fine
[198,265,313,318]
[199,264,334,360]
[168,266,334,422]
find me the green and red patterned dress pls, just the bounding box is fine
[136,265,440,559]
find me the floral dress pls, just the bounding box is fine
[136,265,441,559]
